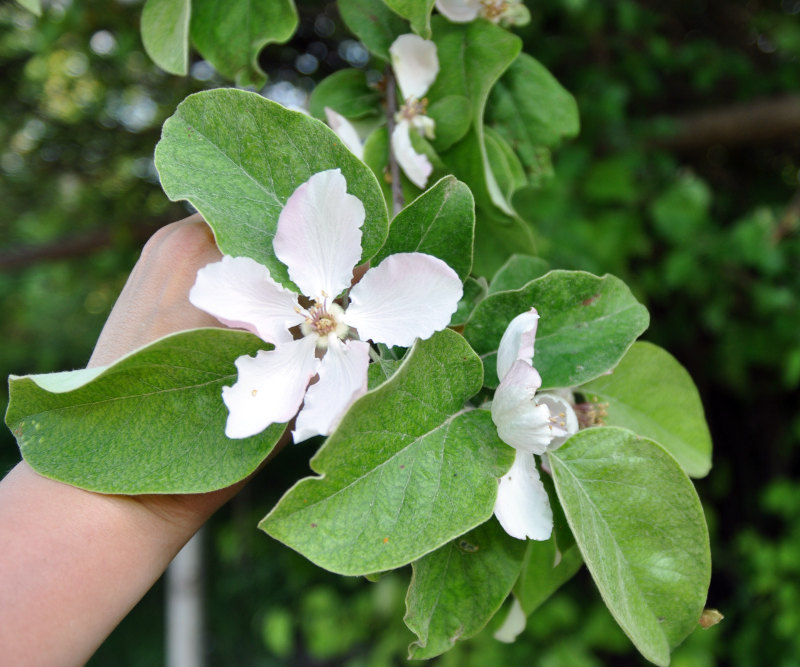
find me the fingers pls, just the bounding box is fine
[88,214,223,367]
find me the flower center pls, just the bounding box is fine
[397,97,428,122]
[480,0,509,20]
[300,300,349,347]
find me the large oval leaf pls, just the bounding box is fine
[549,427,711,666]
[463,270,650,388]
[154,89,389,289]
[141,0,191,75]
[260,329,513,576]
[580,342,712,478]
[6,329,285,494]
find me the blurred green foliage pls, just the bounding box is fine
[3,0,799,664]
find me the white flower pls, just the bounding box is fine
[490,308,578,540]
[389,34,440,189]
[324,107,364,160]
[436,0,530,27]
[189,169,462,443]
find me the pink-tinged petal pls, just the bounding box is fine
[391,121,433,190]
[496,308,539,382]
[492,360,554,454]
[273,169,365,300]
[435,0,481,22]
[222,336,320,439]
[345,252,462,348]
[189,256,304,345]
[325,107,364,160]
[537,392,579,451]
[494,451,553,541]
[389,34,439,100]
[493,597,527,643]
[292,337,370,443]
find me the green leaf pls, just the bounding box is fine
[309,69,382,121]
[514,538,583,616]
[373,175,474,280]
[189,0,298,86]
[339,0,408,60]
[450,276,487,328]
[260,330,513,575]
[141,0,191,76]
[488,53,579,177]
[549,427,711,666]
[154,89,388,290]
[485,125,526,203]
[405,519,526,659]
[463,270,650,388]
[15,0,41,17]
[6,329,284,494]
[489,254,550,294]
[383,0,435,38]
[580,342,712,478]
[427,95,472,152]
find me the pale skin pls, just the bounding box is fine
[0,215,275,666]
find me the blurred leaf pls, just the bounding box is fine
[485,125,526,202]
[154,89,389,290]
[488,53,579,175]
[464,270,650,388]
[189,0,298,86]
[427,95,472,152]
[550,427,711,666]
[309,68,382,121]
[405,520,525,659]
[260,330,513,576]
[141,0,190,76]
[650,173,711,244]
[383,0,435,38]
[514,538,583,616]
[15,0,41,17]
[339,0,407,60]
[7,329,284,493]
[581,341,713,477]
[450,276,487,328]
[373,175,474,280]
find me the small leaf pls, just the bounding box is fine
[485,126,526,203]
[463,270,650,388]
[405,520,526,659]
[549,427,711,666]
[141,0,191,76]
[339,0,408,60]
[373,175,475,281]
[154,89,388,289]
[6,329,284,494]
[580,342,712,478]
[309,69,382,121]
[189,0,298,86]
[489,254,550,294]
[260,330,513,575]
[383,0,436,38]
[488,53,579,177]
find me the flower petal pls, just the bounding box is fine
[344,252,462,348]
[389,34,439,100]
[189,255,304,345]
[537,392,579,451]
[325,107,364,160]
[492,360,554,454]
[496,308,539,382]
[222,336,320,439]
[435,0,482,23]
[391,121,433,189]
[273,169,365,299]
[494,451,553,541]
[493,597,527,643]
[292,337,371,443]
